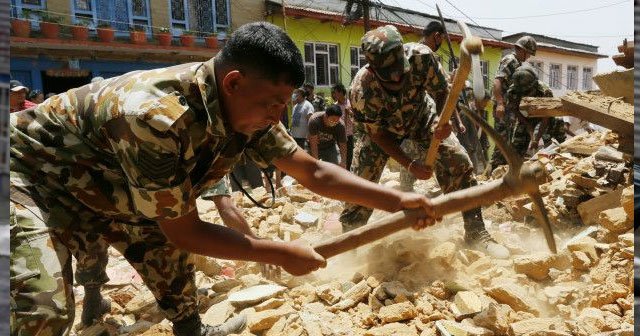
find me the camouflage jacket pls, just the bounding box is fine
[494,53,521,96]
[506,80,553,113]
[350,42,448,140]
[10,59,297,225]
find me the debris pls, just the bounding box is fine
[377,301,417,323]
[228,284,287,307]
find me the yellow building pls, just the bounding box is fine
[264,0,512,97]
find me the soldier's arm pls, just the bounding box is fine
[370,128,412,168]
[213,195,255,238]
[158,209,325,276]
[273,148,434,218]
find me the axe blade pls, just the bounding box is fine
[471,54,485,101]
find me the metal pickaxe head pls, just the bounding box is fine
[459,106,557,253]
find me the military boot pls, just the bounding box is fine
[81,285,111,326]
[462,208,510,259]
[173,313,246,336]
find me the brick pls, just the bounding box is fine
[451,291,483,318]
[377,301,417,323]
[510,318,566,336]
[485,283,540,316]
[473,303,513,335]
[598,207,631,234]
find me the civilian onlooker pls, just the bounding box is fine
[331,83,354,170]
[308,104,347,168]
[27,90,44,104]
[290,88,314,149]
[303,82,326,112]
[9,80,36,113]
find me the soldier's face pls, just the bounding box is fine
[221,70,292,135]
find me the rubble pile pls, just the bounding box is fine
[72,130,633,336]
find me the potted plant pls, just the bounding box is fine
[180,30,195,47]
[204,32,218,49]
[156,27,172,46]
[39,12,62,39]
[96,21,115,43]
[129,24,147,44]
[11,8,31,38]
[70,18,91,41]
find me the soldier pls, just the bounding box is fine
[339,25,508,258]
[490,35,537,168]
[505,64,565,156]
[400,20,466,192]
[10,22,437,336]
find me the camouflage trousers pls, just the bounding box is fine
[494,116,567,163]
[489,112,512,168]
[10,187,198,336]
[340,130,484,233]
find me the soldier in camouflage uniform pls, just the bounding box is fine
[10,22,437,336]
[490,35,537,168]
[340,25,508,257]
[505,64,566,156]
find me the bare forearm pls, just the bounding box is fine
[493,79,504,104]
[161,218,289,265]
[220,208,254,237]
[299,160,404,213]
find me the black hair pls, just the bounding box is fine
[325,104,343,117]
[28,90,42,100]
[423,21,444,37]
[303,82,315,90]
[215,22,305,87]
[331,83,346,95]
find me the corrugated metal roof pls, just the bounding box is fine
[536,42,607,58]
[267,0,504,40]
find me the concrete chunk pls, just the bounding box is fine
[228,284,287,307]
[377,301,417,323]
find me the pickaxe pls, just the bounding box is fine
[312,21,557,260]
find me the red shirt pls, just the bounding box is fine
[11,100,37,113]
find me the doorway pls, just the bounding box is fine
[41,71,91,96]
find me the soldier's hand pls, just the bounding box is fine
[397,192,440,230]
[433,123,452,141]
[280,240,326,276]
[458,122,467,134]
[495,103,505,119]
[409,161,433,180]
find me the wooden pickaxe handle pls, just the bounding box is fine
[313,166,554,259]
[424,35,483,169]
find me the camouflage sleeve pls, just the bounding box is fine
[424,54,448,96]
[244,122,298,169]
[495,54,517,80]
[200,176,231,200]
[102,109,195,221]
[350,67,384,134]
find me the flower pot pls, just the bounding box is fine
[40,22,60,39]
[180,34,195,47]
[156,33,172,46]
[71,26,89,41]
[129,31,146,44]
[11,19,31,38]
[97,27,115,42]
[204,36,218,49]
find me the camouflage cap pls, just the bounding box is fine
[508,63,538,95]
[361,25,410,82]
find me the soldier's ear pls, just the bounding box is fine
[221,70,243,96]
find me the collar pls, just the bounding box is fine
[194,58,233,138]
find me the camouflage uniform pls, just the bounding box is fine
[490,53,521,167]
[10,59,297,335]
[340,25,485,235]
[506,77,565,155]
[200,176,232,199]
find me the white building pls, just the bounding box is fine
[502,33,607,97]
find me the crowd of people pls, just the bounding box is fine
[8,20,601,336]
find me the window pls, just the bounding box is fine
[582,67,593,90]
[73,0,96,24]
[304,42,340,87]
[350,46,366,80]
[549,64,562,89]
[480,60,489,89]
[170,0,188,31]
[531,61,543,80]
[566,65,578,90]
[11,0,45,27]
[171,0,230,34]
